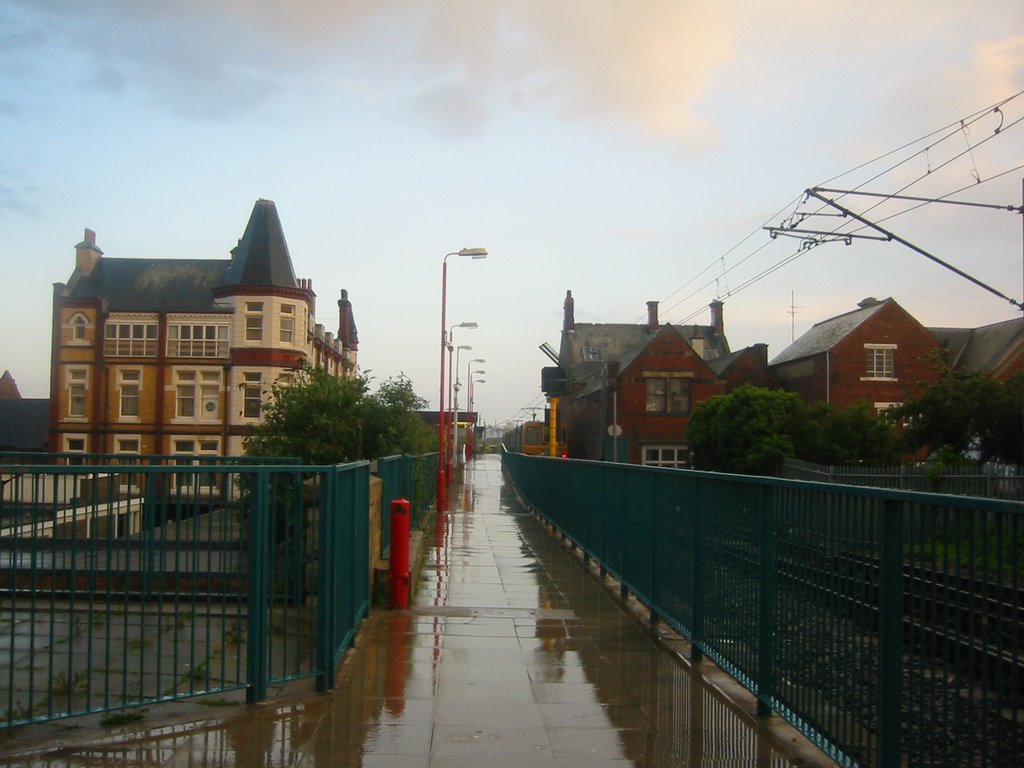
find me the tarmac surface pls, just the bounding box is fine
[0,454,836,767]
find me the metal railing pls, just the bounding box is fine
[377,453,437,558]
[503,451,1024,768]
[0,458,369,728]
[780,458,1023,500]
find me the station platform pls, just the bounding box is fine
[0,454,835,767]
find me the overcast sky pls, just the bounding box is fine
[2,1,1022,426]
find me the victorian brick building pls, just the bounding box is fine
[48,199,358,458]
[555,291,768,466]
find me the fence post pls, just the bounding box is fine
[246,468,270,703]
[690,477,705,662]
[757,484,776,717]
[877,498,903,767]
[316,468,336,691]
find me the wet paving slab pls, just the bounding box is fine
[0,455,835,767]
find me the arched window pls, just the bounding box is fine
[70,313,88,341]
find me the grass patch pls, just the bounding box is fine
[100,708,148,727]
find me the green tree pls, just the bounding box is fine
[896,369,1022,464]
[243,367,435,463]
[689,385,818,475]
[688,386,904,474]
[359,374,433,458]
[815,401,903,465]
[244,366,367,463]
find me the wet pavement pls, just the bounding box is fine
[0,454,834,767]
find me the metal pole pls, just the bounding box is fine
[437,259,447,511]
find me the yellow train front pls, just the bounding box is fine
[519,420,567,457]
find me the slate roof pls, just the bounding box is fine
[930,316,1023,375]
[219,199,298,289]
[769,300,889,366]
[63,200,300,312]
[561,322,729,397]
[0,399,49,451]
[67,258,230,312]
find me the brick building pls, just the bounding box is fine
[768,297,941,413]
[555,291,767,466]
[48,199,358,459]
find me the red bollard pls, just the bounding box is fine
[389,498,411,609]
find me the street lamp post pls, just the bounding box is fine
[450,341,474,477]
[438,248,487,511]
[469,373,485,431]
[465,358,484,459]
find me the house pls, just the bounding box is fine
[768,297,940,414]
[555,291,753,467]
[931,316,1024,381]
[48,199,359,459]
[0,370,49,452]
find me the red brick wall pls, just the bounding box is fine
[829,302,940,411]
[616,330,724,464]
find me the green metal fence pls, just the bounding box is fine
[377,453,437,558]
[0,458,369,728]
[503,451,1024,768]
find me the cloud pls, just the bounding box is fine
[975,35,1024,106]
[8,1,1024,147]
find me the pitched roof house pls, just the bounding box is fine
[769,297,941,413]
[554,291,764,466]
[49,199,359,458]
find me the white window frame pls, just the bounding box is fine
[105,320,158,357]
[118,369,141,420]
[863,344,897,381]
[172,437,222,492]
[69,312,89,343]
[280,304,295,344]
[242,372,263,419]
[245,302,264,342]
[174,369,222,421]
[67,368,88,418]
[168,323,229,358]
[642,445,690,468]
[64,434,87,465]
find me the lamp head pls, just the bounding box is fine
[458,322,479,329]
[459,247,488,259]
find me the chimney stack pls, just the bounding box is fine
[646,301,659,331]
[709,300,724,336]
[75,228,103,276]
[563,290,575,331]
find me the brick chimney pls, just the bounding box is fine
[563,290,575,331]
[646,301,659,331]
[75,229,103,276]
[338,289,359,351]
[709,300,724,336]
[691,326,704,358]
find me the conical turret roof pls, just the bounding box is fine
[220,199,298,289]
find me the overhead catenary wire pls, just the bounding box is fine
[654,90,1024,329]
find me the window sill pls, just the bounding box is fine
[860,376,898,382]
